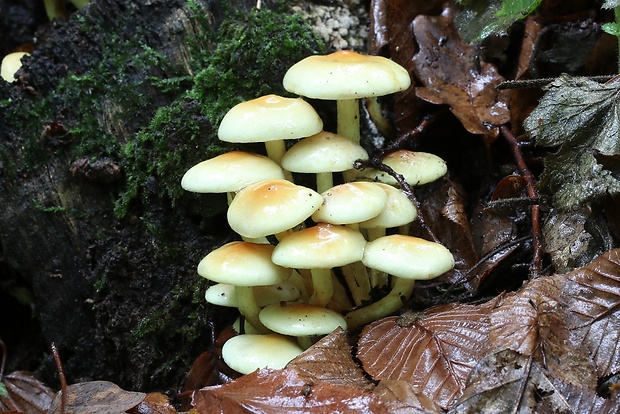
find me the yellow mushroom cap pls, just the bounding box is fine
[359,183,417,229]
[1,52,29,82]
[272,223,366,269]
[181,151,285,193]
[311,182,387,225]
[362,235,454,280]
[259,302,347,336]
[217,94,323,143]
[280,131,369,173]
[222,333,304,374]
[227,179,323,238]
[283,50,411,100]
[358,150,447,186]
[204,281,301,308]
[197,241,291,286]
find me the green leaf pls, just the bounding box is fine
[602,22,620,37]
[455,0,542,42]
[0,382,7,398]
[523,75,620,209]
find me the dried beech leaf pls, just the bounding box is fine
[47,381,146,414]
[374,380,443,414]
[412,9,510,140]
[0,371,54,414]
[560,249,620,376]
[127,392,176,414]
[192,368,384,414]
[357,300,499,409]
[287,328,372,389]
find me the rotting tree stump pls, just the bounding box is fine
[0,0,323,392]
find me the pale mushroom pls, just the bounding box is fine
[345,235,454,330]
[197,241,292,333]
[280,131,369,192]
[272,223,366,307]
[283,50,411,146]
[227,179,323,240]
[222,333,304,374]
[1,52,29,82]
[217,94,323,165]
[357,150,447,186]
[259,302,347,349]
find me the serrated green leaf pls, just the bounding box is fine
[602,0,620,9]
[455,0,542,42]
[602,22,620,37]
[523,75,620,209]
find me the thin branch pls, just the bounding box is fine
[500,126,542,276]
[51,342,67,414]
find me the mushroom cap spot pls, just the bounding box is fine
[272,223,366,269]
[1,52,29,82]
[181,151,285,193]
[227,179,323,238]
[280,131,369,173]
[283,50,411,100]
[357,150,447,186]
[362,235,455,280]
[359,183,417,229]
[222,333,304,374]
[218,94,323,143]
[311,182,387,225]
[204,282,301,308]
[259,302,347,336]
[197,242,291,286]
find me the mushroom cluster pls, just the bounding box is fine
[182,50,455,375]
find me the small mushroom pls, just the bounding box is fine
[283,50,411,146]
[357,150,447,186]
[272,223,366,307]
[227,179,323,240]
[1,52,29,82]
[217,94,323,165]
[345,235,454,330]
[280,131,369,192]
[259,302,347,349]
[221,333,304,374]
[197,241,292,333]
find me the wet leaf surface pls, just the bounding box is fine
[47,381,145,414]
[0,371,54,414]
[357,299,499,409]
[412,8,510,140]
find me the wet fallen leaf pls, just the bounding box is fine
[287,328,372,389]
[192,368,384,414]
[357,299,499,409]
[47,381,145,414]
[523,74,620,209]
[412,8,510,141]
[373,380,443,414]
[0,371,53,414]
[127,392,176,414]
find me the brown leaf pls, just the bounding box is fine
[373,380,443,414]
[357,299,499,409]
[287,328,372,390]
[0,371,54,414]
[411,9,510,140]
[191,368,384,414]
[127,392,176,414]
[47,381,146,414]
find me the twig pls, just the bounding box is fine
[0,338,6,380]
[500,126,542,276]
[51,342,67,414]
[497,75,616,90]
[353,158,440,243]
[375,114,437,158]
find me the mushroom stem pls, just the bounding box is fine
[366,227,387,287]
[308,268,334,307]
[344,277,415,330]
[235,286,270,334]
[337,99,360,144]
[264,141,294,181]
[316,172,334,194]
[341,261,371,306]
